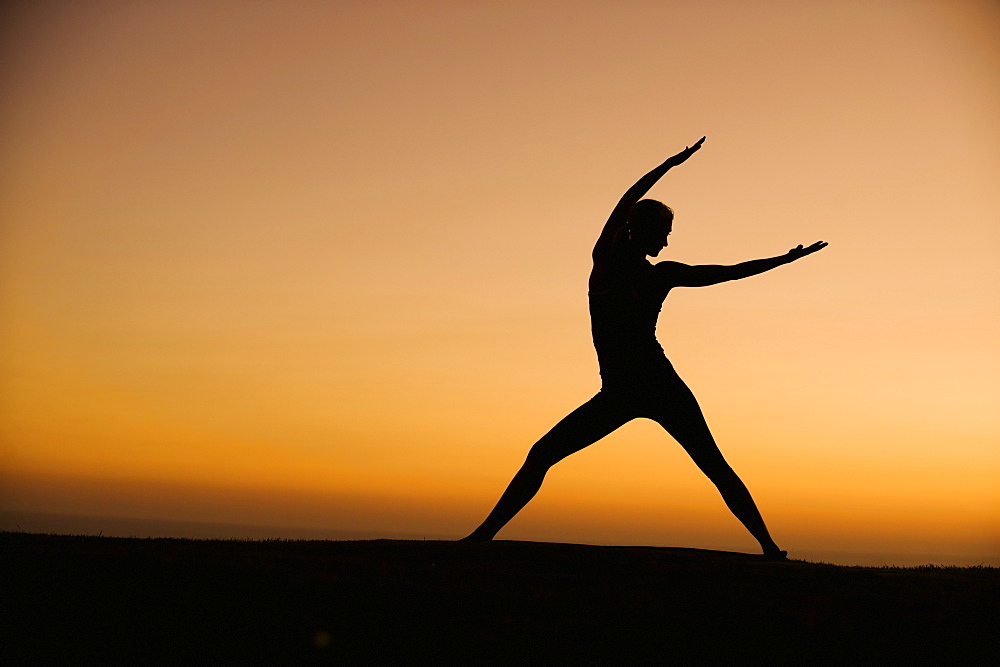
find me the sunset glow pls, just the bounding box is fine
[2,0,998,565]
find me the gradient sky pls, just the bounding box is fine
[2,0,998,565]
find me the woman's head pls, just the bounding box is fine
[628,199,674,257]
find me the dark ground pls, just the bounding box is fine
[2,532,997,664]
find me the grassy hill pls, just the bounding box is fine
[3,532,997,664]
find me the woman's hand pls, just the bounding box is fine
[665,136,706,167]
[787,241,828,261]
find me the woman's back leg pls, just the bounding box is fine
[647,379,785,557]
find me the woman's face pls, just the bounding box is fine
[642,220,673,257]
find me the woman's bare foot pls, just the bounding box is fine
[458,532,493,542]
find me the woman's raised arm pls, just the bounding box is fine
[593,136,705,260]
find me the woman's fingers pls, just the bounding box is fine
[679,137,705,157]
[789,241,826,260]
[802,241,828,256]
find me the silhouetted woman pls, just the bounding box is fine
[462,137,826,557]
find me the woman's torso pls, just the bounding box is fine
[588,252,671,386]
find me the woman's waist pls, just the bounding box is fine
[593,342,668,369]
[592,333,664,355]
[595,351,674,385]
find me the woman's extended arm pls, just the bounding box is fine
[657,241,828,287]
[593,137,706,259]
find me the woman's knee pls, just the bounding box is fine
[525,429,581,469]
[524,443,560,470]
[683,446,733,482]
[701,460,738,485]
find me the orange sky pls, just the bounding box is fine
[2,0,998,565]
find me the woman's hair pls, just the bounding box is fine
[628,199,674,239]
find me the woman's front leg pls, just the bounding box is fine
[462,391,632,541]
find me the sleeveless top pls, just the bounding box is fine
[588,258,671,387]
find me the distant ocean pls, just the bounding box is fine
[2,510,995,567]
[0,510,451,542]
